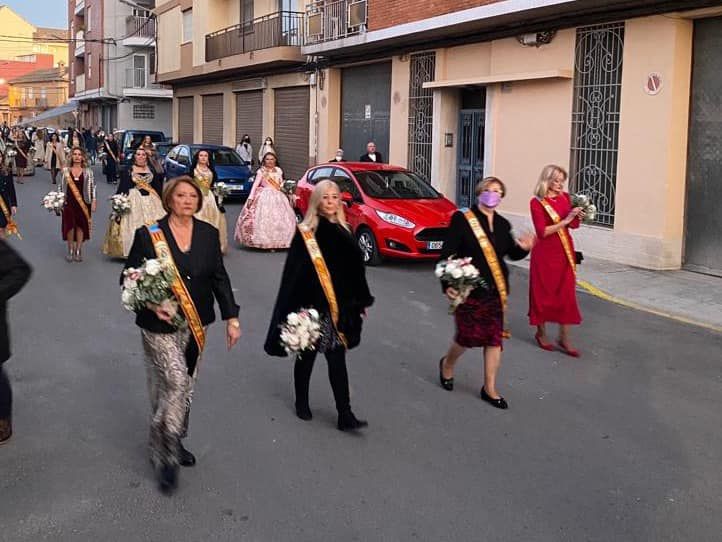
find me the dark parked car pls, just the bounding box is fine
[115,130,167,175]
[155,141,177,161]
[163,144,253,199]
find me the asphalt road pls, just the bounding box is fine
[2,167,721,541]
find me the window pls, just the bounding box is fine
[86,6,92,32]
[177,146,191,165]
[133,104,155,119]
[352,170,440,199]
[149,50,156,76]
[132,8,151,18]
[182,9,193,43]
[87,53,92,79]
[308,166,335,185]
[132,54,147,88]
[241,0,254,27]
[330,170,361,200]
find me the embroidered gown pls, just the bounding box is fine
[528,193,582,326]
[109,170,166,258]
[193,167,228,254]
[234,166,295,249]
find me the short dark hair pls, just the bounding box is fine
[162,176,203,214]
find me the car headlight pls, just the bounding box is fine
[375,210,415,229]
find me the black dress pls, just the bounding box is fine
[0,174,17,229]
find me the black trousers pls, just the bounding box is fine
[294,348,350,414]
[0,366,11,420]
[105,159,117,184]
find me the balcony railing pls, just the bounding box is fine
[75,0,85,16]
[205,11,304,62]
[75,74,85,93]
[125,68,147,88]
[305,0,367,45]
[75,30,85,56]
[125,16,156,41]
[15,98,51,109]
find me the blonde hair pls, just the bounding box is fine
[162,176,203,214]
[69,146,89,169]
[534,164,568,198]
[300,180,351,232]
[475,176,506,197]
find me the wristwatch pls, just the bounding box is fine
[228,319,240,329]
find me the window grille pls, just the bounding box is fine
[133,104,155,119]
[407,52,435,182]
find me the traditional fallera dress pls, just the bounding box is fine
[193,167,228,254]
[234,166,295,249]
[60,167,95,241]
[105,169,165,258]
[528,192,582,326]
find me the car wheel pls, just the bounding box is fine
[357,227,382,266]
[295,210,303,223]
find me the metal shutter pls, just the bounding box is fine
[235,90,263,154]
[273,86,310,180]
[202,94,224,145]
[178,97,194,144]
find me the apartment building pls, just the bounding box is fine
[68,0,172,133]
[7,67,69,125]
[0,6,69,68]
[155,0,312,180]
[303,0,722,275]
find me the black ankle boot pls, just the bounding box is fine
[179,443,196,467]
[158,463,179,495]
[337,410,368,432]
[295,403,313,421]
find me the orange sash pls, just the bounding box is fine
[0,195,21,239]
[104,141,118,163]
[64,168,92,231]
[463,209,510,339]
[538,198,576,274]
[147,223,206,376]
[299,225,348,348]
[133,173,160,200]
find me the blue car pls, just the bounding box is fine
[163,144,253,199]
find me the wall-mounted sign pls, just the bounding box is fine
[364,104,371,119]
[645,73,662,96]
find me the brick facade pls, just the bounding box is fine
[368,0,503,31]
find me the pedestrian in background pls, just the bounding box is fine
[123,176,241,494]
[359,141,383,163]
[265,180,374,430]
[84,128,96,164]
[60,148,96,262]
[258,137,276,164]
[0,148,18,239]
[103,132,120,184]
[236,134,253,169]
[12,129,31,183]
[44,132,65,184]
[328,148,346,162]
[234,152,295,250]
[528,165,583,357]
[438,177,535,409]
[0,239,32,445]
[191,149,228,253]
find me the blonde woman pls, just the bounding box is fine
[528,165,583,357]
[234,152,295,249]
[265,180,374,431]
[60,148,97,262]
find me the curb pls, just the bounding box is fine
[576,280,722,334]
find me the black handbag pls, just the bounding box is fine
[575,251,584,265]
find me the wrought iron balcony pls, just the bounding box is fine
[125,16,156,44]
[74,30,85,56]
[205,11,304,62]
[305,0,367,45]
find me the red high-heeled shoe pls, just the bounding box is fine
[557,341,580,358]
[534,332,554,352]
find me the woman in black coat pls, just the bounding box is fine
[264,180,374,431]
[0,240,32,444]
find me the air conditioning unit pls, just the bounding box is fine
[348,0,367,29]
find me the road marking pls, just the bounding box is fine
[577,280,722,334]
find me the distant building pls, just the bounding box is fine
[0,54,55,97]
[8,67,69,125]
[0,6,69,67]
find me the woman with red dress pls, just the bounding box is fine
[528,165,584,357]
[60,147,97,262]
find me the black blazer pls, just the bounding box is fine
[123,216,239,333]
[0,173,17,229]
[0,240,32,363]
[439,207,529,298]
[264,217,374,356]
[359,152,384,163]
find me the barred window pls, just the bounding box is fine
[133,104,155,119]
[407,52,436,182]
[569,23,625,227]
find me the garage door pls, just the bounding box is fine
[202,94,224,145]
[274,86,310,180]
[177,97,194,144]
[235,90,263,158]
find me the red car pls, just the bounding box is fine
[295,162,457,265]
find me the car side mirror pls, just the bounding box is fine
[341,192,354,206]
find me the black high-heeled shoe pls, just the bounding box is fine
[337,410,368,432]
[157,463,179,495]
[439,357,454,391]
[295,404,313,421]
[179,443,196,467]
[480,387,508,410]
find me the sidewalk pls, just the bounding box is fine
[511,256,722,333]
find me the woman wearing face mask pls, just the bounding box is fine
[258,137,276,165]
[437,177,535,409]
[328,149,345,163]
[528,165,584,357]
[235,135,253,168]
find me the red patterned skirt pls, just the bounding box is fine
[454,293,504,348]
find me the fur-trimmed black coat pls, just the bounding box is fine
[264,217,374,357]
[0,240,32,364]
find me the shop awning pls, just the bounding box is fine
[422,69,573,89]
[17,102,77,126]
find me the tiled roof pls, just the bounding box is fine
[8,67,68,85]
[33,27,70,41]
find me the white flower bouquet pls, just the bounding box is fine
[121,258,186,329]
[213,182,231,206]
[435,256,487,313]
[279,308,322,355]
[571,193,597,223]
[42,191,66,216]
[108,194,131,222]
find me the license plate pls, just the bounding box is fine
[427,241,444,250]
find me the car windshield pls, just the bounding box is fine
[191,148,243,166]
[352,170,440,199]
[127,133,165,149]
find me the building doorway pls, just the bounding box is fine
[456,88,485,208]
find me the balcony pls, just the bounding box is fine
[74,0,85,16]
[123,68,172,99]
[123,16,156,47]
[15,97,51,109]
[205,11,304,62]
[75,30,85,57]
[75,74,85,94]
[304,0,367,45]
